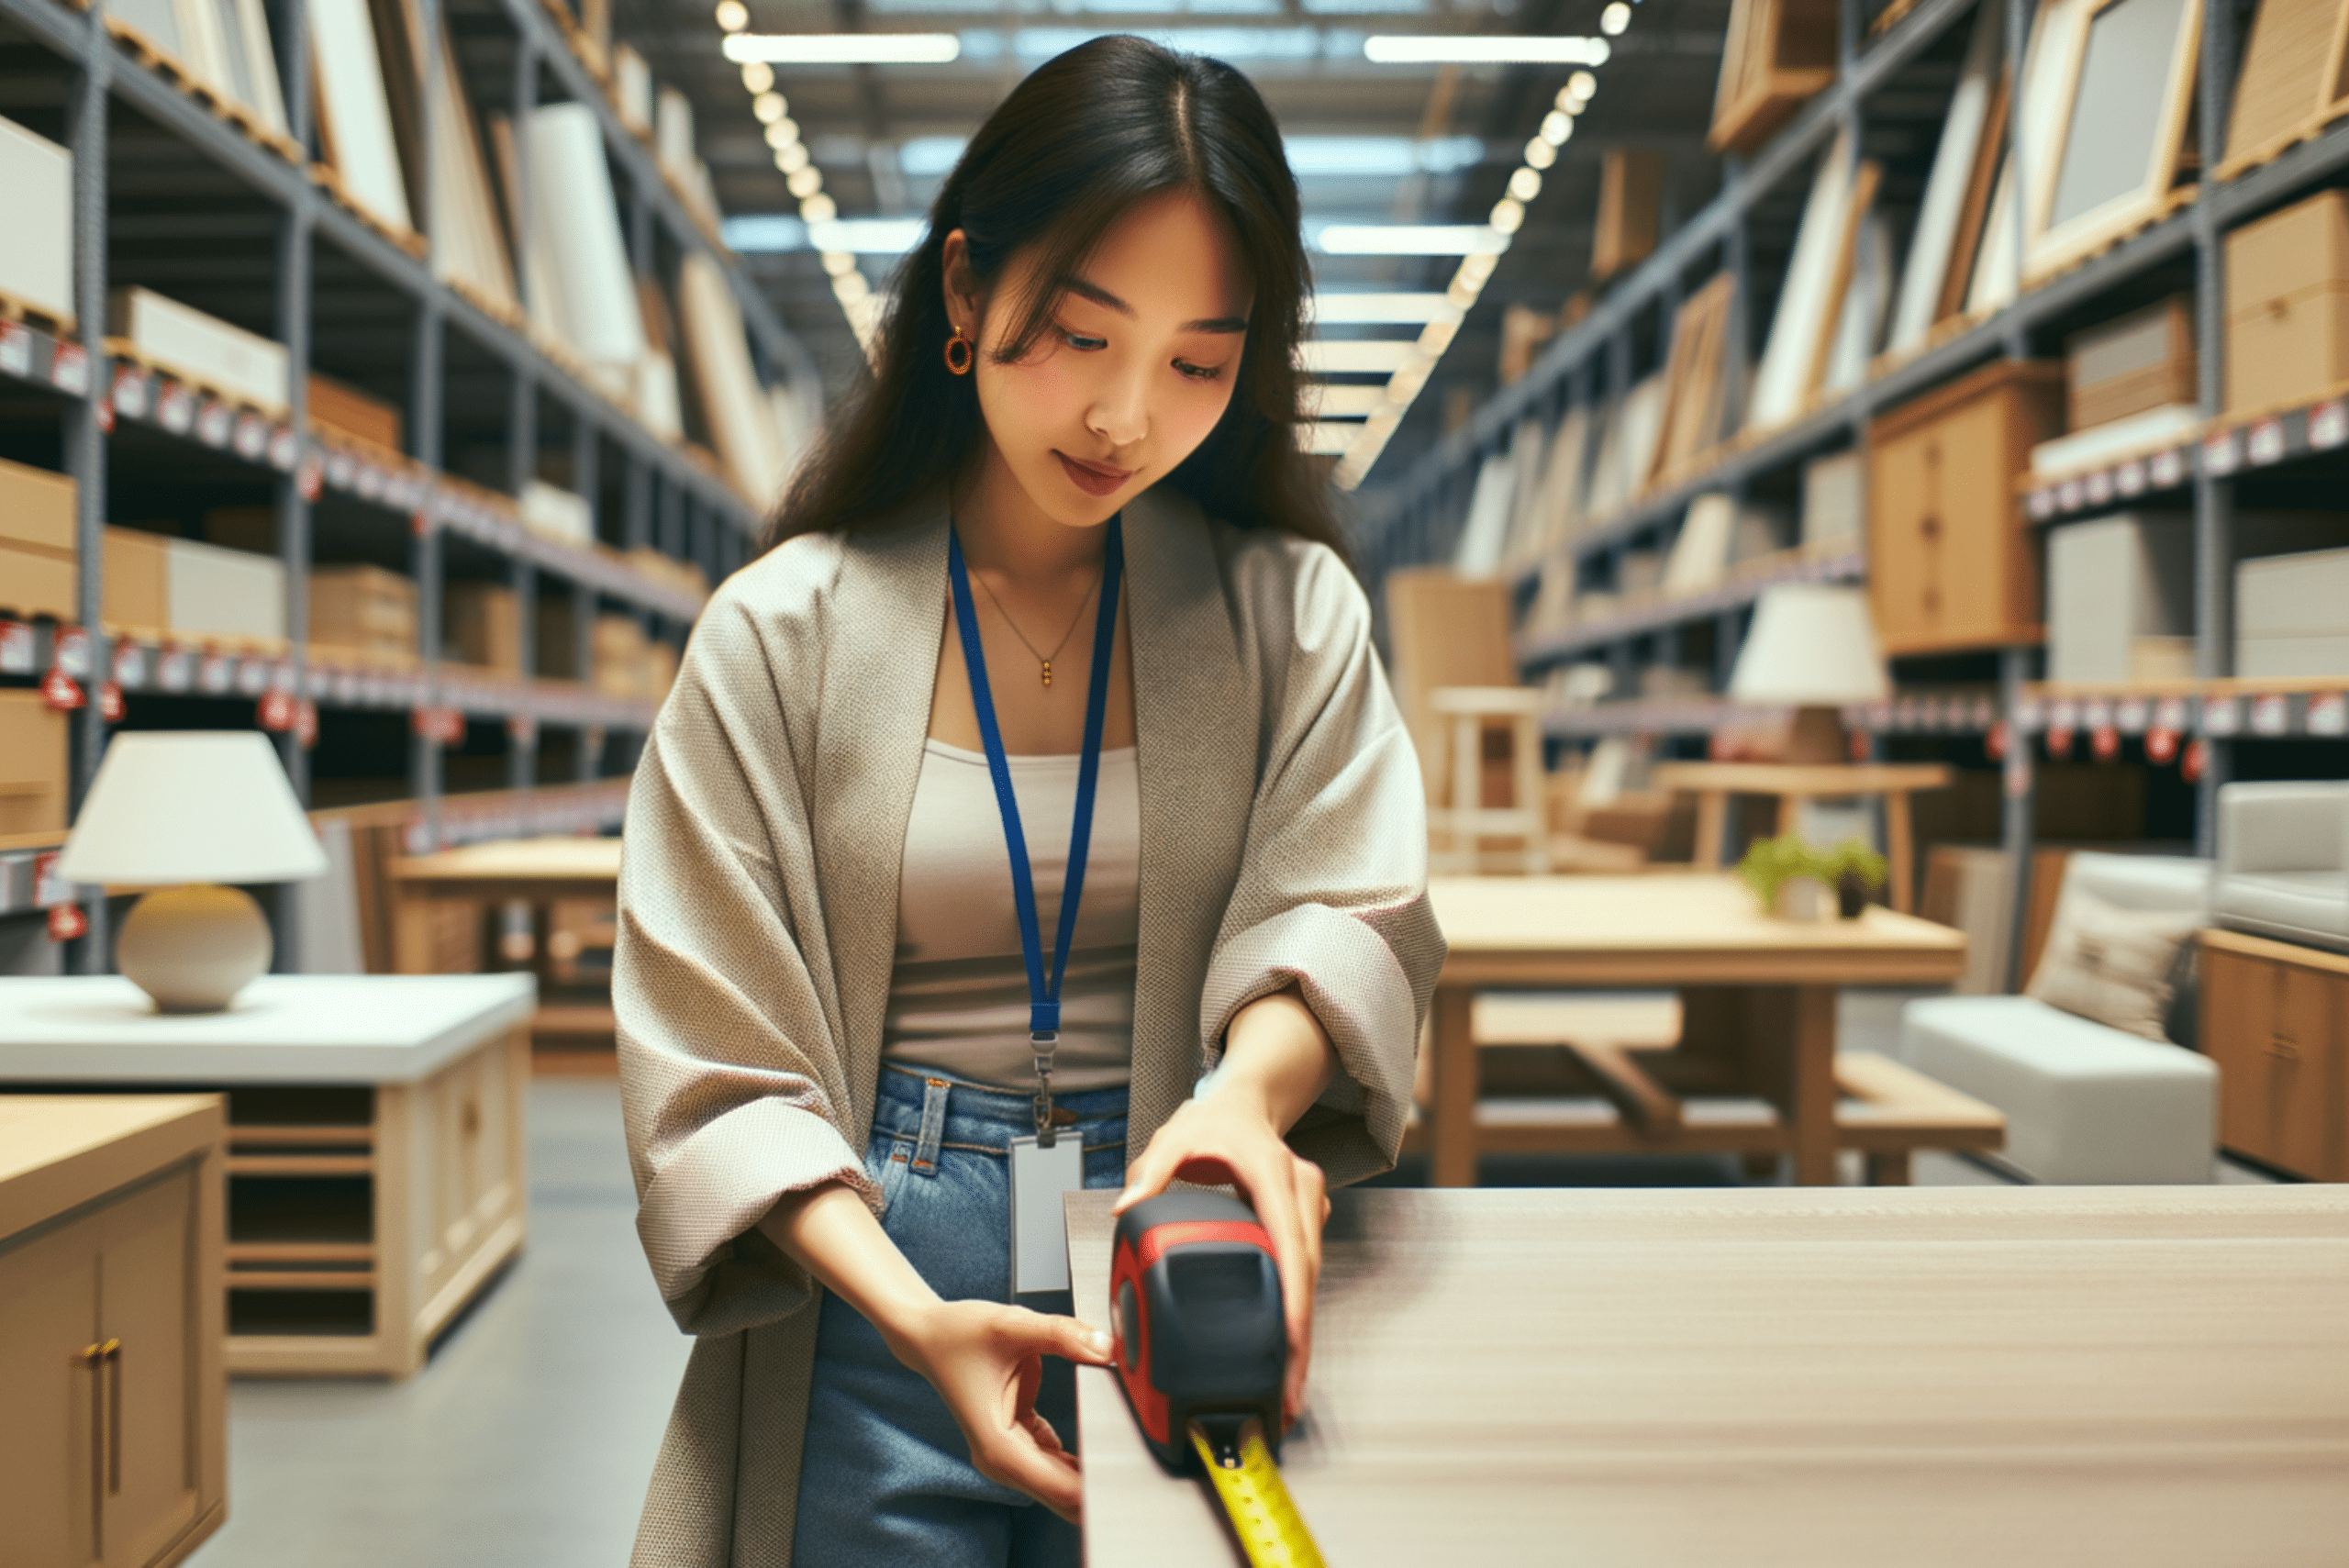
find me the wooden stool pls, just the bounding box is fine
[1428,686,1551,875]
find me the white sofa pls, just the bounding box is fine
[2213,781,2349,953]
[1899,851,2218,1184]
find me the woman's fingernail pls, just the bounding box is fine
[1087,1329,1113,1356]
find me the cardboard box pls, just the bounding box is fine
[310,564,416,660]
[102,526,170,631]
[107,287,290,417]
[167,536,285,640]
[2046,512,2192,684]
[593,613,650,698]
[2238,544,2349,675]
[0,114,72,328]
[0,453,74,552]
[520,481,592,546]
[446,582,522,673]
[307,373,403,451]
[1799,449,1865,549]
[0,539,76,620]
[1591,150,1664,282]
[0,687,68,836]
[2225,190,2349,416]
[2067,295,2194,430]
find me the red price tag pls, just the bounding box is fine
[48,903,88,942]
[2044,725,2074,761]
[2090,725,2120,762]
[1986,720,2009,762]
[97,680,125,722]
[2145,727,2179,765]
[258,688,295,731]
[40,665,83,710]
[2183,739,2209,783]
[295,698,318,748]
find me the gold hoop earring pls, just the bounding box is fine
[943,326,974,376]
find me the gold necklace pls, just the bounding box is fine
[970,560,1104,688]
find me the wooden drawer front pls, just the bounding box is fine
[96,1172,202,1568]
[0,1214,101,1565]
[2202,946,2345,1179]
[1869,393,2021,651]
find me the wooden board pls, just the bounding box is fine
[1590,149,1663,281]
[1649,272,1737,485]
[1072,1186,2349,1568]
[1748,130,1860,431]
[2219,0,2349,178]
[1709,0,1839,154]
[309,0,412,233]
[1887,0,2003,353]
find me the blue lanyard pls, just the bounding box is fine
[946,514,1123,1144]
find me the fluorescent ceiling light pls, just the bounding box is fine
[722,32,962,63]
[1307,384,1395,417]
[1364,35,1609,64]
[1308,292,1463,325]
[899,136,969,177]
[1298,421,1364,454]
[1314,223,1508,255]
[1285,135,1484,175]
[811,217,928,252]
[957,27,1364,63]
[723,215,807,252]
[1301,339,1422,374]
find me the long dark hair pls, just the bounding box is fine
[764,35,1341,556]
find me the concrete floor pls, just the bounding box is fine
[184,1079,689,1568]
[184,1006,2271,1566]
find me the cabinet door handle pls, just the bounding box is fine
[101,1338,122,1496]
[2267,1037,2300,1062]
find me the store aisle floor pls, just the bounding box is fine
[184,1079,689,1568]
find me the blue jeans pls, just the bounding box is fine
[789,1065,1130,1568]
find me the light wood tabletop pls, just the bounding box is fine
[1069,1185,2349,1568]
[1422,876,1971,1185]
[391,835,623,900]
[1650,761,1954,912]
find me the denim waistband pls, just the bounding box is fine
[874,1062,1129,1171]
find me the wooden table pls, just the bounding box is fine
[395,836,622,1047]
[1426,876,1969,1185]
[1069,1186,2349,1568]
[0,973,534,1377]
[1,1094,226,1567]
[1652,761,1953,912]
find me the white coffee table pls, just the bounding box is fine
[0,974,535,1376]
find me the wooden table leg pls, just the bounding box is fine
[1693,790,1728,870]
[1787,984,1839,1185]
[1429,985,1478,1188]
[1885,789,1915,913]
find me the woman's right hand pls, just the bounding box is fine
[883,1300,1116,1523]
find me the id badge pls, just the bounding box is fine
[1008,1134,1085,1294]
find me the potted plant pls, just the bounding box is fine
[1736,833,1826,919]
[1818,837,1889,918]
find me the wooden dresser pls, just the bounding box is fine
[1867,358,2065,656]
[0,1094,226,1568]
[2200,929,2349,1180]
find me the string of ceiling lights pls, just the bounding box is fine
[707,8,1632,485]
[1332,1,1632,490]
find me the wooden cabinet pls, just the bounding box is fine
[0,1094,225,1568]
[2200,929,2349,1180]
[1866,359,2065,656]
[0,974,533,1378]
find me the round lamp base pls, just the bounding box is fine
[118,884,273,1013]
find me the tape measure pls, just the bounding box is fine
[1110,1192,1328,1568]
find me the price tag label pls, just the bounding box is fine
[2247,418,2288,465]
[50,343,88,395]
[2150,448,2185,487]
[196,400,231,447]
[2309,692,2348,736]
[2313,400,2349,449]
[2115,460,2145,496]
[0,322,31,377]
[2251,694,2290,735]
[2202,695,2241,736]
[2201,430,2240,475]
[159,382,195,434]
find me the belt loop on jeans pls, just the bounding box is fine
[910,1076,951,1175]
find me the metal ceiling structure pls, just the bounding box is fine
[607,0,1735,484]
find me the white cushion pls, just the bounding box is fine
[2215,783,2349,949]
[2060,851,2211,916]
[1901,995,2216,1184]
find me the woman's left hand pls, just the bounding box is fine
[1110,1087,1329,1428]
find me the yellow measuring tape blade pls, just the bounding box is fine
[1187,1418,1327,1568]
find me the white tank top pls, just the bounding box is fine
[882,737,1141,1091]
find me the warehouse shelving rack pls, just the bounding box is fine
[0,0,817,971]
[1350,0,2349,984]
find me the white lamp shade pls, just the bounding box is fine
[59,731,328,886]
[1729,584,1891,705]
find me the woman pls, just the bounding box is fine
[617,35,1443,1568]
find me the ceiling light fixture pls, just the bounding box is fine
[1308,293,1465,325]
[752,92,787,123]
[722,32,963,64]
[1315,223,1510,256]
[1335,15,1625,487]
[740,61,774,92]
[713,0,748,31]
[1363,35,1609,64]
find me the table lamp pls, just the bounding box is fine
[58,730,328,1012]
[1728,584,1891,764]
